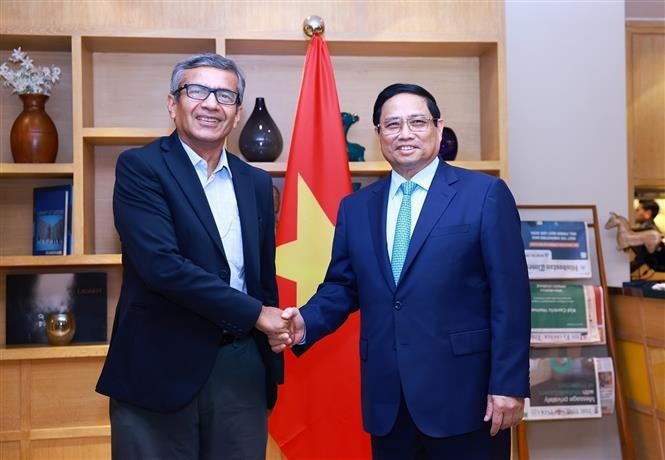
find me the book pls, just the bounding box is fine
[5,272,107,345]
[33,184,72,255]
[521,220,592,279]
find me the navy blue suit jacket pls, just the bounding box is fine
[296,161,530,437]
[96,132,282,412]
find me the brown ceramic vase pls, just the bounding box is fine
[10,93,58,163]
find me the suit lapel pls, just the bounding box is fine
[367,176,396,290]
[400,161,458,280]
[228,154,260,291]
[162,132,227,259]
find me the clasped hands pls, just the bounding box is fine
[255,306,304,353]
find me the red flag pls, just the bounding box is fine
[269,34,371,459]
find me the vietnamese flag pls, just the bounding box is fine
[268,34,371,459]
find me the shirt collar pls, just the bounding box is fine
[179,137,231,178]
[389,156,439,197]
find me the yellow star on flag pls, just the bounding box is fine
[276,174,335,306]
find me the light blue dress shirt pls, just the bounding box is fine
[180,139,247,294]
[386,156,439,260]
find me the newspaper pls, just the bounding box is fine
[594,357,616,414]
[525,357,602,420]
[530,283,605,346]
[521,221,592,279]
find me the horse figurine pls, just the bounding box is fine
[605,212,665,279]
[604,212,662,253]
[341,112,365,162]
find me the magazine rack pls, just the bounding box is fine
[515,205,634,460]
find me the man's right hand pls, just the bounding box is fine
[255,305,289,336]
[268,307,305,353]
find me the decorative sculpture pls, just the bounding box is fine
[605,212,662,253]
[341,112,365,162]
[605,212,665,279]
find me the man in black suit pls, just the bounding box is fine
[96,53,287,460]
[634,199,662,233]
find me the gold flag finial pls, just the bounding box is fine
[303,15,325,37]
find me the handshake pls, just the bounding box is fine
[255,306,305,353]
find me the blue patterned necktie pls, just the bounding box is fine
[391,181,418,284]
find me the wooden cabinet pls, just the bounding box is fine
[626,21,665,210]
[1,3,508,458]
[610,293,665,460]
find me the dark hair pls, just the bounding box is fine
[170,53,245,105]
[639,199,660,218]
[372,83,441,126]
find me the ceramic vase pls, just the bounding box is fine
[239,97,283,162]
[10,93,59,163]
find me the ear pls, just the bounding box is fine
[232,105,242,129]
[436,119,445,144]
[167,94,177,120]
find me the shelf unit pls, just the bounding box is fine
[1,8,507,455]
[1,32,505,260]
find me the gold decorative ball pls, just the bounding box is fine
[303,15,325,37]
[45,312,76,346]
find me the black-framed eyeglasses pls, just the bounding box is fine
[376,116,439,136]
[172,83,240,105]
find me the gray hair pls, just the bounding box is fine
[170,53,245,104]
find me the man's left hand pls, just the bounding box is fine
[483,394,524,436]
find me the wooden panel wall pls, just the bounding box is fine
[1,1,500,41]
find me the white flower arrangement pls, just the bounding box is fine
[0,47,61,96]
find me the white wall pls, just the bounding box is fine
[505,1,629,288]
[505,2,627,459]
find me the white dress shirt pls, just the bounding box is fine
[386,156,439,260]
[180,139,247,294]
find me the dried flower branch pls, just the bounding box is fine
[0,47,61,96]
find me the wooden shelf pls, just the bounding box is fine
[632,178,665,189]
[225,39,496,57]
[0,34,71,52]
[31,425,111,441]
[82,35,215,54]
[245,160,500,177]
[0,344,108,361]
[0,163,74,178]
[0,254,121,268]
[82,127,169,145]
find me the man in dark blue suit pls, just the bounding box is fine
[272,83,531,459]
[96,53,288,460]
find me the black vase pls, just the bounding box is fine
[438,127,458,161]
[239,97,283,162]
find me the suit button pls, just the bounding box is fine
[394,301,402,310]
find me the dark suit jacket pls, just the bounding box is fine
[296,161,531,437]
[96,132,282,412]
